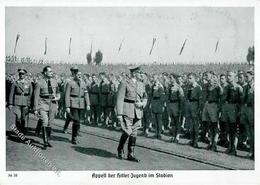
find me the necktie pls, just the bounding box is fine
[47,79,53,94]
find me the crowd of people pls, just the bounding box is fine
[6,64,254,162]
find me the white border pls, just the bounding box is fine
[0,0,259,185]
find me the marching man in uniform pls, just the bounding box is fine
[65,70,90,144]
[33,66,60,150]
[116,66,147,162]
[8,69,33,136]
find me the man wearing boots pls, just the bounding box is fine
[8,69,33,138]
[33,66,60,150]
[167,73,184,143]
[202,72,223,151]
[116,66,147,162]
[186,73,203,148]
[65,70,90,144]
[63,67,78,134]
[240,70,254,159]
[221,71,243,156]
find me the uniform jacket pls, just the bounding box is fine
[242,82,254,109]
[167,83,184,110]
[116,78,147,119]
[203,83,223,103]
[222,82,243,104]
[186,82,203,110]
[9,79,33,106]
[89,82,100,106]
[100,80,111,107]
[107,82,117,107]
[33,77,60,111]
[150,82,165,113]
[65,79,90,109]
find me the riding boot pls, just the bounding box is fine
[127,136,140,162]
[72,124,79,144]
[117,132,128,159]
[42,126,48,150]
[46,126,53,147]
[35,119,43,136]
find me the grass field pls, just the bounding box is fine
[5,62,252,76]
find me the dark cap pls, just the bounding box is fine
[246,70,254,75]
[128,65,141,73]
[18,68,27,74]
[70,66,79,72]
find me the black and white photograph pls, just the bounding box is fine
[1,1,259,185]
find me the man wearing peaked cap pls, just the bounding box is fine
[65,69,90,144]
[128,65,141,73]
[116,65,147,162]
[18,68,27,74]
[8,68,32,138]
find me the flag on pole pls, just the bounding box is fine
[69,37,72,55]
[14,34,20,54]
[44,37,47,55]
[149,38,156,55]
[118,39,124,53]
[90,40,93,54]
[215,40,219,53]
[179,39,187,55]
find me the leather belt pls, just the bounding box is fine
[124,99,135,103]
[40,95,53,99]
[170,100,178,103]
[70,95,84,98]
[153,97,160,100]
[15,93,29,96]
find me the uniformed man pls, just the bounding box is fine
[167,74,184,143]
[116,66,147,162]
[150,75,166,140]
[176,75,188,135]
[240,70,254,159]
[200,72,210,143]
[89,74,100,126]
[142,74,153,137]
[33,66,60,149]
[57,76,66,119]
[83,73,92,124]
[107,74,118,128]
[99,72,111,127]
[237,71,249,149]
[162,72,171,132]
[218,73,228,146]
[65,70,90,144]
[202,72,223,151]
[221,71,243,155]
[8,69,33,136]
[186,73,203,148]
[63,67,81,133]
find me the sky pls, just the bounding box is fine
[5,7,254,64]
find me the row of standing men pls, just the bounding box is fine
[7,66,254,161]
